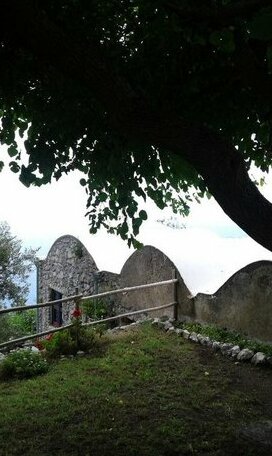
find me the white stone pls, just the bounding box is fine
[212,341,221,351]
[199,336,210,346]
[31,346,40,353]
[221,343,233,355]
[167,327,175,333]
[189,332,199,343]
[230,345,241,358]
[175,328,183,336]
[251,352,266,365]
[163,321,174,331]
[237,348,254,361]
[182,329,190,339]
[76,350,85,356]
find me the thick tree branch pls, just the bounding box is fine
[1,0,272,251]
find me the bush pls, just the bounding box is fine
[0,310,36,344]
[10,310,36,334]
[42,326,96,359]
[83,298,108,320]
[0,349,49,380]
[42,331,78,358]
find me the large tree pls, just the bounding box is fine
[1,1,272,248]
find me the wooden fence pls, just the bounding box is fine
[0,275,178,349]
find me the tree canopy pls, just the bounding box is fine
[0,222,38,307]
[1,1,272,249]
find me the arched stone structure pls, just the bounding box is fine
[119,245,192,320]
[193,260,272,342]
[37,235,99,331]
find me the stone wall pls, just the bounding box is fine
[193,261,272,343]
[119,245,192,320]
[37,235,272,343]
[37,235,121,332]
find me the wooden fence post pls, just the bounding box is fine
[172,269,178,321]
[74,289,80,349]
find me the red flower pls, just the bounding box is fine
[45,333,53,341]
[34,340,44,350]
[71,308,82,318]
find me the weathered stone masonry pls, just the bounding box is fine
[37,235,120,332]
[37,235,272,343]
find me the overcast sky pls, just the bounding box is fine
[1,146,272,296]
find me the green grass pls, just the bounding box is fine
[178,321,272,356]
[0,323,272,455]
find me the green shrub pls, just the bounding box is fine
[83,298,108,320]
[0,310,36,344]
[43,331,78,358]
[43,326,96,359]
[10,309,36,334]
[0,349,49,380]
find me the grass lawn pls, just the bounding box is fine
[0,323,272,455]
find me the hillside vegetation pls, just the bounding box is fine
[0,323,272,455]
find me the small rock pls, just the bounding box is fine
[212,341,221,351]
[175,328,183,336]
[157,321,165,329]
[230,345,241,358]
[167,327,175,333]
[251,352,266,366]
[221,343,233,355]
[152,318,160,325]
[189,332,199,343]
[163,321,174,331]
[168,317,175,323]
[182,330,190,339]
[237,348,254,361]
[76,350,85,357]
[199,336,210,346]
[31,346,40,353]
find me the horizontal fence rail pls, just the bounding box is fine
[0,294,83,315]
[83,302,176,327]
[0,324,74,349]
[80,278,178,302]
[0,277,178,349]
[0,302,176,349]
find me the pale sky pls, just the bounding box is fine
[1,145,272,296]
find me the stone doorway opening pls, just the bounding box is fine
[49,288,63,327]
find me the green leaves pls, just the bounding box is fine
[7,145,18,158]
[1,0,272,247]
[249,8,272,41]
[209,29,235,53]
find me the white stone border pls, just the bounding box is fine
[149,318,272,368]
[1,317,271,368]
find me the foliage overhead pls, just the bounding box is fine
[1,1,272,248]
[0,222,38,307]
